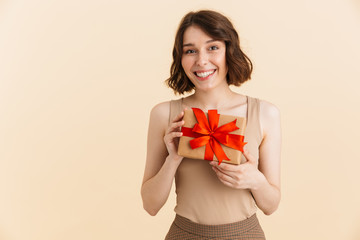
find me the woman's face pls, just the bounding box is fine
[181,25,228,92]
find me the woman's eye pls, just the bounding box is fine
[184,49,196,54]
[209,46,219,51]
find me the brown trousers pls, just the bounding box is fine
[165,214,265,240]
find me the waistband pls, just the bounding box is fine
[173,213,261,238]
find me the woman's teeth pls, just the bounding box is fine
[195,70,215,78]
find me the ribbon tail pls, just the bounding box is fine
[223,134,247,152]
[210,138,230,165]
[204,144,214,161]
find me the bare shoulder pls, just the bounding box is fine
[149,101,171,130]
[259,99,281,138]
[151,101,170,118]
[259,99,281,120]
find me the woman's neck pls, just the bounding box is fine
[191,85,236,110]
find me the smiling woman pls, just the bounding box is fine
[181,26,228,92]
[141,10,281,240]
[166,10,253,95]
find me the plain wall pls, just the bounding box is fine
[1,0,360,239]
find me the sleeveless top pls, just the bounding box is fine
[169,96,262,225]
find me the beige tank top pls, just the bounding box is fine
[169,96,262,225]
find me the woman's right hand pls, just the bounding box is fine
[163,110,186,161]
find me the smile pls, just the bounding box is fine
[194,70,216,78]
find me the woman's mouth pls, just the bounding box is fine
[194,70,216,79]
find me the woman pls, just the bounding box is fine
[141,10,281,239]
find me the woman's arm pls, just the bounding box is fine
[210,100,281,215]
[252,100,281,214]
[141,102,185,216]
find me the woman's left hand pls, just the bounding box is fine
[209,149,266,190]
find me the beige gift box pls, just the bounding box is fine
[177,109,246,165]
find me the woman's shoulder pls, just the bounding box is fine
[149,99,182,125]
[257,98,281,119]
[255,98,281,138]
[147,101,171,133]
[150,101,171,120]
[245,95,280,116]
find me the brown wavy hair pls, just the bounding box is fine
[165,10,253,95]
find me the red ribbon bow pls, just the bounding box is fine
[181,108,247,164]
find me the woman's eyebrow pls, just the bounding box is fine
[183,43,194,47]
[183,39,216,47]
[206,39,217,43]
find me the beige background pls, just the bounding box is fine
[1,0,360,239]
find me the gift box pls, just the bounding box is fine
[178,108,247,165]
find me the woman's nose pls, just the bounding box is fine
[196,51,208,66]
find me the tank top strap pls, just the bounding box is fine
[246,96,262,145]
[169,98,183,125]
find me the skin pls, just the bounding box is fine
[141,25,281,217]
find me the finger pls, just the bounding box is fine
[243,149,257,164]
[209,161,240,172]
[171,110,185,123]
[212,166,236,185]
[218,179,235,188]
[214,165,243,182]
[212,164,239,179]
[164,131,183,143]
[166,120,185,134]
